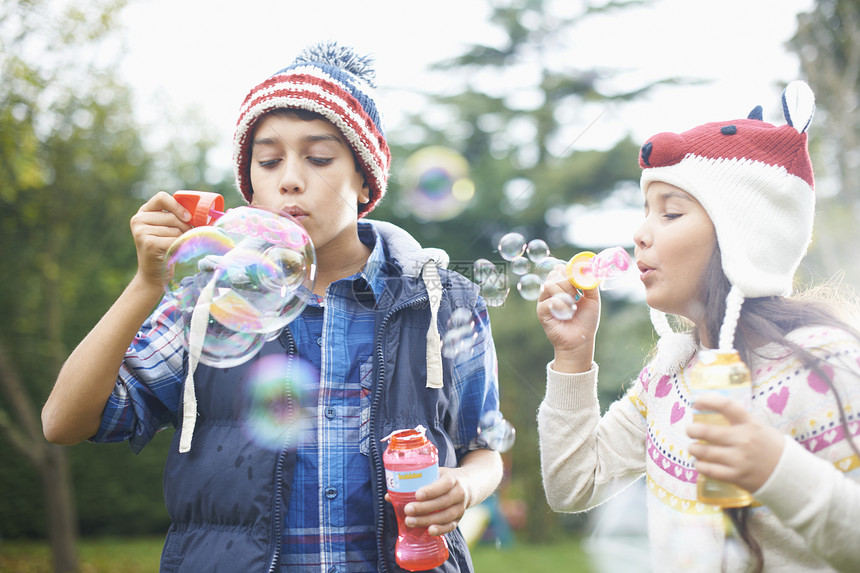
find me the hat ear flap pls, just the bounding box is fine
[782,80,815,134]
[747,105,763,121]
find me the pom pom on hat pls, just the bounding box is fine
[232,41,391,217]
[639,81,816,351]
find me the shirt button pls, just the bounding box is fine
[325,486,338,499]
[316,337,323,346]
[328,567,338,573]
[324,406,336,419]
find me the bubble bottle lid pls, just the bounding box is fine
[382,425,428,446]
[174,190,225,227]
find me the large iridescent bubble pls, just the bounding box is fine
[242,354,319,451]
[402,146,475,222]
[163,205,316,367]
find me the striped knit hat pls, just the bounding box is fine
[233,41,391,217]
[639,81,816,367]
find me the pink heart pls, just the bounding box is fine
[670,402,685,424]
[807,365,834,394]
[655,375,672,398]
[766,387,789,415]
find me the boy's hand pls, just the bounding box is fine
[130,191,192,288]
[687,394,785,493]
[384,467,470,536]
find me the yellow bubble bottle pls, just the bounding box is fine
[689,349,753,508]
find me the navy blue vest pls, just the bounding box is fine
[160,267,480,572]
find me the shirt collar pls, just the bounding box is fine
[356,221,391,300]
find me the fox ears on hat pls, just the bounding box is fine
[782,80,815,133]
[744,81,815,132]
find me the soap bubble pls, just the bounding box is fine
[516,273,542,301]
[548,292,577,321]
[164,226,235,314]
[477,410,516,452]
[442,307,476,363]
[183,316,268,369]
[590,246,632,291]
[510,256,531,276]
[242,354,319,451]
[401,146,474,222]
[497,232,526,261]
[480,272,509,307]
[526,239,550,263]
[533,257,565,282]
[473,258,496,284]
[164,205,316,368]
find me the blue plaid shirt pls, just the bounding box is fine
[95,221,498,572]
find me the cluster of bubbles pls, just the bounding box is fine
[163,206,317,367]
[477,410,516,452]
[441,307,477,363]
[401,146,476,222]
[471,233,633,324]
[473,232,569,306]
[242,354,319,451]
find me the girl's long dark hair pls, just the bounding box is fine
[697,247,860,572]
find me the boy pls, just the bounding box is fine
[42,42,503,572]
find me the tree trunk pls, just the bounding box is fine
[42,444,79,573]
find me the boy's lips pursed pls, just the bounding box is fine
[281,206,308,219]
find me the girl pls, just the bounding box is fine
[536,81,860,572]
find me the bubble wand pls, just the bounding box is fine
[174,190,225,227]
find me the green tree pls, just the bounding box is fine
[0,1,153,570]
[372,0,673,542]
[789,0,860,287]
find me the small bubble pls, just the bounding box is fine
[533,257,564,282]
[497,232,526,261]
[526,239,550,262]
[548,292,577,321]
[473,258,496,284]
[510,255,531,276]
[478,411,516,452]
[516,274,542,301]
[480,272,509,307]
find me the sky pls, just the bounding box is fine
[117,0,816,249]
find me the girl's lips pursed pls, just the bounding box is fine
[637,262,654,282]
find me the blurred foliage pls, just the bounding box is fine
[789,0,860,290]
[5,0,852,558]
[370,0,670,541]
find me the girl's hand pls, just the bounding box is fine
[535,265,601,373]
[687,394,785,493]
[129,191,192,288]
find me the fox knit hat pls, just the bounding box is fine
[639,81,816,366]
[232,41,391,217]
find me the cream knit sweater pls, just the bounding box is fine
[538,325,860,572]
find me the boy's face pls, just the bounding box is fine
[249,113,369,252]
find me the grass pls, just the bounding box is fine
[0,536,595,572]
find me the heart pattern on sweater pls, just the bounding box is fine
[766,387,790,415]
[670,402,685,424]
[655,375,672,398]
[807,364,834,394]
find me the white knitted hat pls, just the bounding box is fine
[639,81,816,368]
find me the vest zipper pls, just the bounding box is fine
[370,294,428,573]
[267,331,298,573]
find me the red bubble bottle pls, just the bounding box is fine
[383,426,449,571]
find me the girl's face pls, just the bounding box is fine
[633,181,717,324]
